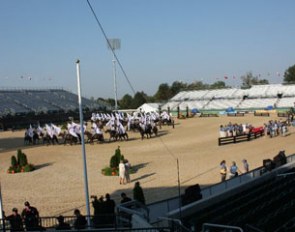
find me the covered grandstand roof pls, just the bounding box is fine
[0,88,111,116]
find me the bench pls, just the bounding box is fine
[218,131,264,146]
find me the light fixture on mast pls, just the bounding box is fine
[107,38,121,111]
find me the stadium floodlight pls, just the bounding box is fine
[107,38,121,111]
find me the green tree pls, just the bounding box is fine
[105,98,116,108]
[187,81,208,90]
[210,81,227,89]
[131,91,147,108]
[170,81,187,96]
[119,94,133,109]
[241,72,269,88]
[154,83,172,101]
[284,64,295,83]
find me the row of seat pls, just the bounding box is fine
[188,168,295,231]
[171,84,295,101]
[0,89,105,115]
[162,97,295,111]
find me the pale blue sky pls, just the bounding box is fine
[1,0,295,99]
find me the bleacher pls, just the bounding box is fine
[164,84,295,112]
[203,99,241,110]
[0,89,107,116]
[183,168,295,231]
[238,98,278,109]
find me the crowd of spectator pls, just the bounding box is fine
[3,181,146,231]
[264,120,289,137]
[220,159,249,182]
[219,122,253,138]
[219,119,290,138]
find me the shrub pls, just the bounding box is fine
[11,156,17,167]
[24,164,35,172]
[7,149,34,174]
[109,147,124,168]
[102,147,129,176]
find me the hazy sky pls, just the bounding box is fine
[1,0,295,99]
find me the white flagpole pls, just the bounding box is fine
[76,59,91,227]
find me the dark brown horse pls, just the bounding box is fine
[60,131,78,145]
[84,131,104,144]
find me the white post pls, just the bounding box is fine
[112,53,118,110]
[76,59,91,227]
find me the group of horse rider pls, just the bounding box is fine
[24,111,173,145]
[24,123,62,144]
[90,111,172,131]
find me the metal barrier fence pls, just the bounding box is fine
[0,214,172,231]
[202,223,244,232]
[148,153,295,223]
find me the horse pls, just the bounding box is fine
[105,129,118,142]
[41,132,59,145]
[60,131,78,145]
[138,124,153,140]
[159,117,175,129]
[24,131,41,145]
[24,134,33,145]
[116,131,129,141]
[84,131,104,144]
[152,125,158,136]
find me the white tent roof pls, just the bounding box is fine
[137,103,161,113]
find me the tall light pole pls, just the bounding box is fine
[76,59,91,227]
[107,38,121,111]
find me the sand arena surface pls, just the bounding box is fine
[0,114,294,217]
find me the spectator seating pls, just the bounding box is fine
[185,167,295,231]
[0,89,106,116]
[166,84,295,112]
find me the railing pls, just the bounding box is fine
[157,217,192,232]
[218,131,264,146]
[0,214,172,231]
[201,223,243,232]
[148,153,295,223]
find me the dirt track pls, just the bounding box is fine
[0,114,293,216]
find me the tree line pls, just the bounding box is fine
[95,64,295,110]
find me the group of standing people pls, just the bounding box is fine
[220,159,249,182]
[4,201,40,231]
[219,122,253,138]
[264,119,289,138]
[119,159,131,185]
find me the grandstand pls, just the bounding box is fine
[113,153,295,232]
[0,88,109,116]
[162,84,295,111]
[0,88,111,130]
